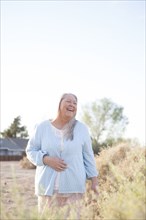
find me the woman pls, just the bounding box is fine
[26,93,98,216]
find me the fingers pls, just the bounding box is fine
[47,157,68,171]
[91,185,98,195]
[56,160,67,172]
[56,166,66,172]
[56,158,67,167]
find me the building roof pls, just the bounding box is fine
[0,138,28,152]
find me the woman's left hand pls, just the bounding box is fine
[91,177,98,195]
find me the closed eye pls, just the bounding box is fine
[66,100,77,105]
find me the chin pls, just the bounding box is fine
[66,113,74,119]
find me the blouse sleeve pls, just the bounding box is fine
[26,123,48,166]
[82,125,98,179]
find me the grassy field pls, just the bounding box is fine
[0,143,146,220]
[0,161,37,219]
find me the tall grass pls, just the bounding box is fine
[96,143,146,220]
[1,142,145,219]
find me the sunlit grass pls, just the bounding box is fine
[1,142,146,219]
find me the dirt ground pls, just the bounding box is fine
[0,161,37,215]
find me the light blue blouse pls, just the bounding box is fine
[26,120,98,196]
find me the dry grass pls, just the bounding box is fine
[0,161,37,219]
[95,143,146,219]
[0,142,146,220]
[20,156,36,169]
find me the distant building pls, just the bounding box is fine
[0,138,28,161]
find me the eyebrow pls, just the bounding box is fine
[65,99,77,103]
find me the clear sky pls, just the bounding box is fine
[1,0,145,145]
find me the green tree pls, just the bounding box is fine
[1,116,29,138]
[81,98,128,153]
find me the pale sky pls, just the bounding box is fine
[1,1,145,145]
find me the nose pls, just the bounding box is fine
[67,103,76,110]
[70,101,76,107]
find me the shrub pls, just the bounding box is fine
[95,142,146,220]
[20,156,36,169]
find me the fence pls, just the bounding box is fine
[0,155,24,161]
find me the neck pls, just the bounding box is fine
[52,116,70,129]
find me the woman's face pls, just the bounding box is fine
[59,94,77,120]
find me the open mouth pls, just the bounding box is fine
[66,108,74,112]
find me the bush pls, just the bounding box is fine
[95,143,146,220]
[20,156,36,169]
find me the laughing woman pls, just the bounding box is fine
[26,93,98,218]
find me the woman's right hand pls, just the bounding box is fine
[43,155,67,172]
